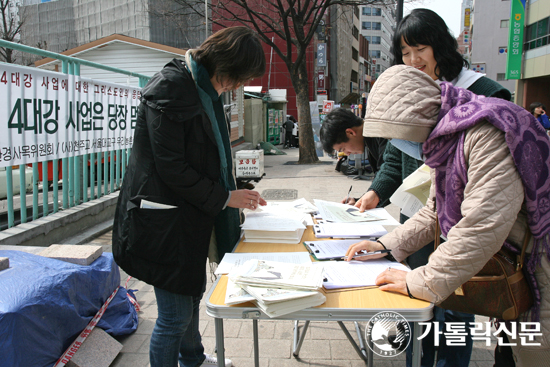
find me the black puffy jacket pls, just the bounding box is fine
[112,59,230,296]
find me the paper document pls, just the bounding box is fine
[313,222,387,238]
[230,260,324,291]
[140,199,177,209]
[257,199,316,225]
[215,252,312,275]
[303,239,365,260]
[241,212,306,231]
[357,208,401,226]
[322,259,410,290]
[390,164,432,218]
[314,199,381,223]
[225,278,255,305]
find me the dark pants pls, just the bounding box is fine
[284,131,293,147]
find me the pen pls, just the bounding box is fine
[344,249,392,260]
[344,185,353,204]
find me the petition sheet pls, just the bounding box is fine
[215,252,312,275]
[314,199,381,223]
[322,259,410,289]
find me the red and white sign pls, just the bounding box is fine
[322,100,334,113]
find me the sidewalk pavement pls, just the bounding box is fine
[84,147,497,367]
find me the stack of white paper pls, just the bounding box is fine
[241,212,307,243]
[226,259,326,317]
[230,259,324,291]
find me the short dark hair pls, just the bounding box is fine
[392,8,468,81]
[530,102,546,114]
[319,108,363,154]
[193,26,266,87]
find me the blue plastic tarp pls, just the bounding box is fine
[0,250,138,367]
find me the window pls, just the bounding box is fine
[352,47,359,61]
[372,22,381,31]
[496,73,506,81]
[362,21,371,30]
[351,70,358,83]
[352,26,359,40]
[366,36,381,44]
[370,50,381,58]
[363,7,371,16]
[524,16,550,51]
[376,64,381,72]
[500,19,509,28]
[371,8,381,16]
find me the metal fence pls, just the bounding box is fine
[0,40,149,230]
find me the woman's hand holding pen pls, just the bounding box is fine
[228,189,266,210]
[344,240,386,261]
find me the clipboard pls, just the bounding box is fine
[302,241,344,261]
[303,239,379,261]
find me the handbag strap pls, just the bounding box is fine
[434,212,531,270]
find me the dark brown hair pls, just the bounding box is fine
[193,26,266,87]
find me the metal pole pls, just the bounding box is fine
[396,0,404,24]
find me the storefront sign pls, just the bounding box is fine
[506,0,526,79]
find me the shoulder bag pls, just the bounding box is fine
[435,215,533,320]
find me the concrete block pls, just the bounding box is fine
[66,327,122,367]
[0,257,9,271]
[38,245,103,265]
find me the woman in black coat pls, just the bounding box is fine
[112,27,266,367]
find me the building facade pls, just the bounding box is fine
[19,0,205,65]
[470,0,516,93]
[359,3,396,80]
[515,0,550,110]
[329,5,362,105]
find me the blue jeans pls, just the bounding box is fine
[406,307,475,367]
[150,287,205,367]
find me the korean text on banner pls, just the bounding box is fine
[505,0,526,80]
[0,64,141,168]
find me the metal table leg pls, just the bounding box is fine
[337,321,368,363]
[411,321,422,367]
[214,318,225,367]
[292,320,310,357]
[253,319,260,367]
[354,322,368,359]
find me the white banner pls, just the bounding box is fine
[0,63,142,167]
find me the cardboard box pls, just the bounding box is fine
[235,150,264,178]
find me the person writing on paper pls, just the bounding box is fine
[345,64,550,366]
[112,27,266,367]
[327,9,511,367]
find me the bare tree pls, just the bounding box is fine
[161,0,402,163]
[0,0,25,63]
